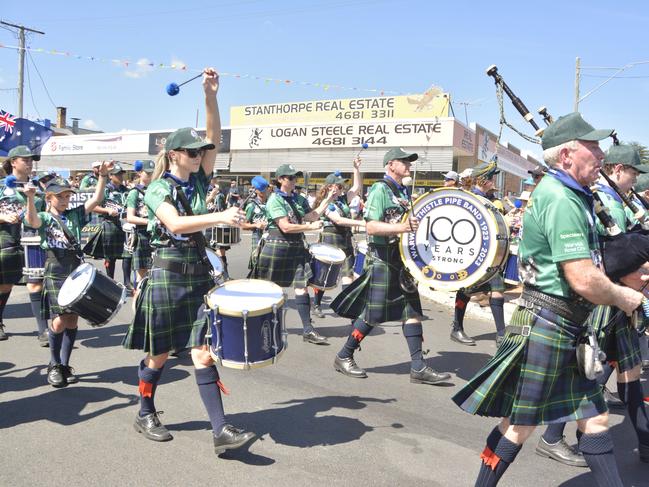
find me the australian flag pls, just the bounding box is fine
[0,109,53,157]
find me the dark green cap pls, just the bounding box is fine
[472,160,500,179]
[325,172,348,185]
[635,173,649,192]
[164,127,216,151]
[275,164,302,178]
[7,145,41,161]
[109,163,125,175]
[383,147,418,165]
[541,112,613,150]
[604,145,648,173]
[44,177,77,194]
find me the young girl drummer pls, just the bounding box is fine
[122,68,256,455]
[24,162,112,388]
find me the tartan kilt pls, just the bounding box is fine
[0,245,24,285]
[250,238,313,288]
[83,219,127,259]
[319,229,354,277]
[330,243,422,325]
[452,306,606,425]
[591,305,641,373]
[465,272,506,294]
[132,230,153,271]
[42,256,83,319]
[122,247,212,355]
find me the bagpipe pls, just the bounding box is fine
[485,65,649,283]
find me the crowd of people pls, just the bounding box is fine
[3,69,649,486]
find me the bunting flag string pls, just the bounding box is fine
[0,43,404,96]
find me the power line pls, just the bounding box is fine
[582,74,649,79]
[27,50,57,109]
[24,56,42,118]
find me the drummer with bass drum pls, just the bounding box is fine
[24,162,113,388]
[331,148,452,385]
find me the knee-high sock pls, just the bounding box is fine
[105,259,116,279]
[0,291,11,322]
[542,422,567,444]
[402,322,426,371]
[60,327,78,366]
[489,297,505,336]
[313,288,324,306]
[122,257,133,287]
[138,360,164,417]
[195,365,226,434]
[639,334,649,362]
[29,291,48,335]
[338,319,373,359]
[453,291,469,329]
[578,431,623,487]
[475,433,522,487]
[618,380,649,445]
[295,293,313,333]
[48,329,64,365]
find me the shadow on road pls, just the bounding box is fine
[77,362,191,387]
[77,323,129,349]
[5,302,34,319]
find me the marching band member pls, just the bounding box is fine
[125,160,155,285]
[450,160,508,346]
[122,68,257,455]
[330,148,451,385]
[206,180,231,277]
[240,175,269,270]
[311,158,364,318]
[84,163,134,291]
[79,161,101,189]
[442,170,460,188]
[453,114,644,487]
[0,146,47,343]
[24,163,112,387]
[250,164,335,345]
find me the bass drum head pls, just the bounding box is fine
[399,188,509,292]
[309,243,346,264]
[206,279,284,317]
[58,263,96,307]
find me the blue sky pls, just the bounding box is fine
[1,0,648,157]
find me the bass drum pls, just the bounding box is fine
[399,188,509,292]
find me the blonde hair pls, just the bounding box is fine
[152,149,171,181]
[543,140,580,167]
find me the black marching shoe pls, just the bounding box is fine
[313,305,325,318]
[450,325,476,346]
[303,330,328,345]
[535,436,587,467]
[213,424,257,455]
[603,386,625,410]
[0,322,7,341]
[334,355,368,378]
[62,365,78,384]
[38,330,49,347]
[47,363,66,388]
[134,412,173,442]
[410,366,451,385]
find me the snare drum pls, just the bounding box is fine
[205,279,286,369]
[353,241,368,278]
[308,243,346,290]
[400,188,509,292]
[22,236,46,279]
[122,222,136,254]
[207,225,241,247]
[58,263,127,326]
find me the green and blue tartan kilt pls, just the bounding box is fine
[330,243,422,325]
[122,247,212,355]
[452,306,606,425]
[83,219,127,260]
[591,305,641,373]
[465,272,506,294]
[42,256,83,319]
[131,230,153,271]
[319,229,354,277]
[250,238,313,288]
[0,244,24,285]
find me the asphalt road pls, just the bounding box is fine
[1,233,647,486]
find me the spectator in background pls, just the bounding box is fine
[226,179,240,208]
[443,170,459,188]
[80,162,101,189]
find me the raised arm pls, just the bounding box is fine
[85,161,112,213]
[200,68,221,178]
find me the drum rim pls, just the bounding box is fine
[58,262,97,307]
[309,243,346,264]
[21,237,42,244]
[87,285,127,327]
[205,279,285,317]
[208,347,286,370]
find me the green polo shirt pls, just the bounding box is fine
[37,205,88,250]
[364,180,408,246]
[80,174,98,189]
[126,186,148,229]
[265,192,311,230]
[0,185,44,244]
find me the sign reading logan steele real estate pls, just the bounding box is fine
[231,119,456,150]
[230,94,450,126]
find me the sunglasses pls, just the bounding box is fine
[284,175,296,181]
[178,148,205,159]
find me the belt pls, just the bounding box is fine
[267,228,303,242]
[520,287,593,324]
[505,325,532,337]
[152,256,210,275]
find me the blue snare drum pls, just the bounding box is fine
[503,244,519,285]
[22,236,47,279]
[206,279,287,370]
[353,241,368,278]
[308,243,346,290]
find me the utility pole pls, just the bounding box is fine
[0,20,45,118]
[574,57,581,112]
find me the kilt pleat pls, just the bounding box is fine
[592,305,641,373]
[0,245,24,285]
[122,247,212,355]
[319,230,354,277]
[251,239,312,288]
[132,231,153,270]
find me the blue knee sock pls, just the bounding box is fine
[295,294,313,333]
[338,319,373,359]
[489,297,505,336]
[138,360,163,417]
[195,365,226,434]
[48,329,64,364]
[402,322,426,371]
[542,422,567,444]
[578,431,623,487]
[475,434,522,487]
[60,327,77,366]
[29,291,48,335]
